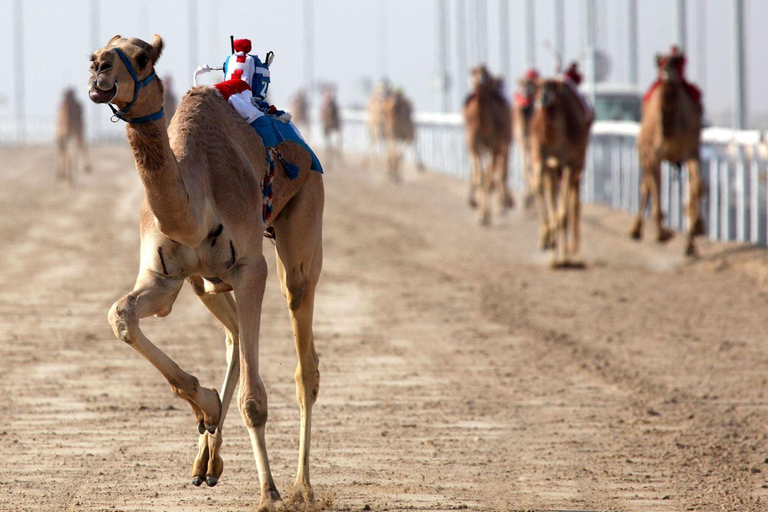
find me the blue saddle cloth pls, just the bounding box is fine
[249,115,323,177]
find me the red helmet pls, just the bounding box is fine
[233,38,252,53]
[525,68,539,80]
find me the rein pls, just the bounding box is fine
[107,48,164,124]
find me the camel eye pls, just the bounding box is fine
[137,53,149,68]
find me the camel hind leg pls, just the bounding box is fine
[76,133,92,174]
[495,146,515,213]
[629,171,651,240]
[107,272,222,434]
[187,278,240,487]
[685,157,704,256]
[272,174,324,503]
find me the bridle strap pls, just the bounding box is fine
[107,47,164,124]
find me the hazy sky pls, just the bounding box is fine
[0,0,767,137]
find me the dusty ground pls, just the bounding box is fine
[2,144,768,512]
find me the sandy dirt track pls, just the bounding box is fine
[2,144,768,512]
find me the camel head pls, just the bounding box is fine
[470,65,493,89]
[537,79,564,109]
[88,34,165,116]
[655,48,686,84]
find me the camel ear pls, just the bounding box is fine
[107,34,122,46]
[149,34,164,64]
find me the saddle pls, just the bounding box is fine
[643,79,702,105]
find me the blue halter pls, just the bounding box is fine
[108,48,164,124]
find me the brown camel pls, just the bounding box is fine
[381,88,423,182]
[56,87,92,184]
[463,65,513,225]
[290,89,310,135]
[529,77,593,267]
[320,88,342,164]
[163,75,178,124]
[630,48,704,256]
[88,35,323,509]
[366,81,389,169]
[512,72,539,209]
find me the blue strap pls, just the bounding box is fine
[107,48,164,124]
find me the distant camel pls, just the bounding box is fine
[630,46,704,256]
[366,81,389,169]
[320,89,342,164]
[381,88,423,181]
[290,89,310,135]
[56,88,92,184]
[529,75,593,267]
[463,65,513,225]
[512,69,539,209]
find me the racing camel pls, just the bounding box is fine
[630,46,704,256]
[320,88,342,165]
[463,66,514,225]
[56,87,92,184]
[382,88,422,181]
[529,74,593,267]
[88,35,323,509]
[512,69,539,209]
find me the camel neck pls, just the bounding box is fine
[126,120,199,243]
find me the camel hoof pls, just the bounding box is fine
[467,198,478,209]
[692,218,706,236]
[205,475,218,487]
[629,228,641,240]
[192,476,203,487]
[197,421,206,435]
[657,229,674,243]
[685,244,698,258]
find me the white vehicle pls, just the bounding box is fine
[580,83,643,122]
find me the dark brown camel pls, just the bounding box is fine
[529,78,593,267]
[463,65,514,225]
[631,47,704,256]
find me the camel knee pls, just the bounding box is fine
[295,363,320,405]
[284,270,316,311]
[108,296,139,344]
[239,394,269,430]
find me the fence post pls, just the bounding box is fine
[750,156,759,244]
[736,156,747,242]
[709,158,719,240]
[721,159,731,241]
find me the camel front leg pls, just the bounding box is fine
[76,135,93,174]
[496,147,515,213]
[467,151,481,209]
[647,162,673,243]
[568,172,585,265]
[477,155,492,226]
[542,170,560,264]
[532,158,553,250]
[685,157,704,256]
[630,172,651,240]
[553,167,572,267]
[107,272,222,435]
[187,277,240,487]
[233,256,281,509]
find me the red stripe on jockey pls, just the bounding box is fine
[214,78,251,101]
[236,55,246,63]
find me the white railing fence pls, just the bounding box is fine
[335,110,768,247]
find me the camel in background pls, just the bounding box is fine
[366,81,389,169]
[529,75,593,267]
[56,88,92,184]
[630,46,704,256]
[512,69,539,209]
[320,88,342,164]
[290,89,310,135]
[163,75,178,124]
[88,35,324,509]
[463,65,513,225]
[381,88,423,182]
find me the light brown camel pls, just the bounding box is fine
[381,88,423,182]
[529,78,593,267]
[463,65,514,225]
[163,75,178,124]
[366,81,389,168]
[512,72,539,209]
[88,35,323,509]
[630,49,704,256]
[56,87,92,184]
[290,89,310,135]
[320,88,342,164]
